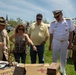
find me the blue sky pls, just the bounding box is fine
[0,0,76,22]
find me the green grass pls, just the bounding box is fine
[8,31,76,75]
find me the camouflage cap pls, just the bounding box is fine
[0,17,6,26]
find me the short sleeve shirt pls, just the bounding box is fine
[28,22,49,45]
[49,18,75,41]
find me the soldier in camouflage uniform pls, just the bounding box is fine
[0,17,10,61]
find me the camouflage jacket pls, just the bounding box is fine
[0,29,10,60]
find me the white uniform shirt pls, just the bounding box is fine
[49,18,75,41]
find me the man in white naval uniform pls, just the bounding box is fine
[49,10,75,75]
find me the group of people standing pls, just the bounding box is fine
[0,10,75,75]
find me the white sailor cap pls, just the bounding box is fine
[52,10,62,18]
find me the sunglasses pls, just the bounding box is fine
[18,28,24,30]
[54,15,60,18]
[36,18,42,20]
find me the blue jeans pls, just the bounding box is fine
[14,53,26,63]
[30,44,44,63]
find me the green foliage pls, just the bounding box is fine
[8,18,18,27]
[7,17,50,28]
[8,17,24,27]
[43,18,49,24]
[16,17,23,24]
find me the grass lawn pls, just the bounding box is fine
[9,31,76,75]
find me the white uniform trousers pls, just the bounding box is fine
[52,38,69,74]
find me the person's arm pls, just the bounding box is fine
[25,34,37,51]
[49,34,53,51]
[41,25,49,44]
[41,36,48,45]
[2,29,10,50]
[6,35,10,50]
[68,31,73,49]
[73,34,76,45]
[72,34,76,50]
[9,34,15,44]
[44,36,49,43]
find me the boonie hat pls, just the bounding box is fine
[0,17,6,26]
[52,10,62,18]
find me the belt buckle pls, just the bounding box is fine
[61,40,64,42]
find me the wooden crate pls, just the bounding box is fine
[47,62,60,75]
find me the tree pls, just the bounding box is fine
[8,17,24,27]
[8,18,17,27]
[43,18,49,24]
[16,17,23,24]
[72,18,76,25]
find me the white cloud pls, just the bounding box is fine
[41,0,75,11]
[40,0,76,18]
[0,0,50,16]
[0,0,76,22]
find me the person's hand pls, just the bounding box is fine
[0,42,4,47]
[32,45,37,51]
[68,43,72,49]
[40,41,46,45]
[72,45,76,50]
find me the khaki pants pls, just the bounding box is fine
[67,50,72,58]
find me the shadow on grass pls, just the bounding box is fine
[67,58,74,65]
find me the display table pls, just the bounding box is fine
[0,63,60,75]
